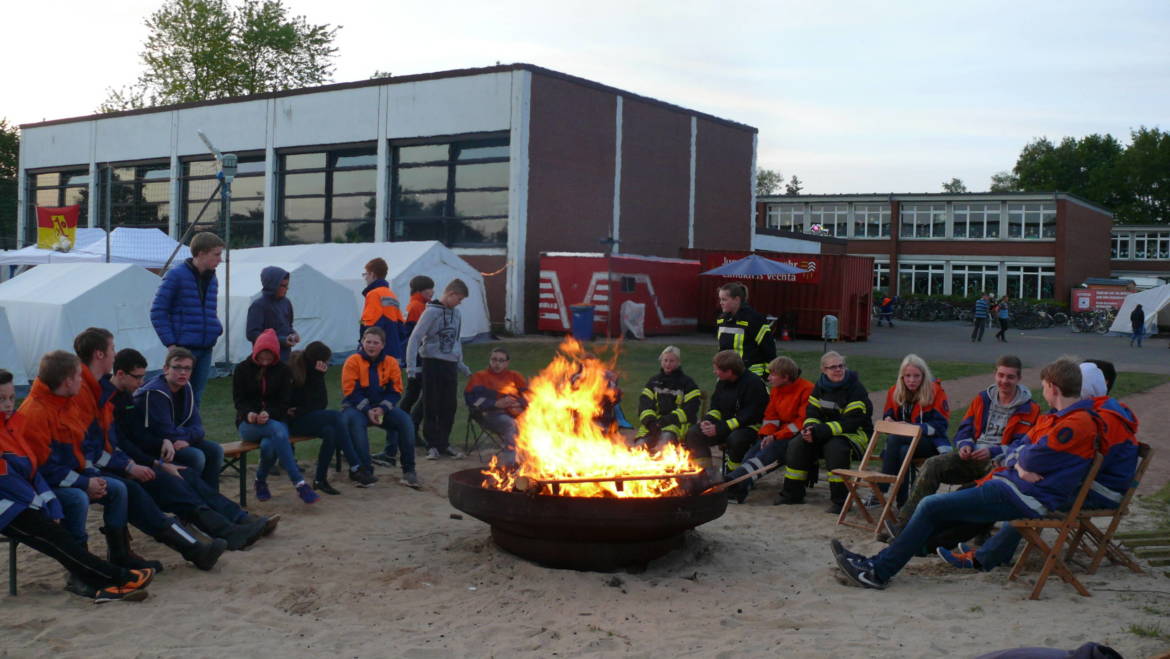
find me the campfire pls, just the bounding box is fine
[449,339,728,571]
[481,338,701,497]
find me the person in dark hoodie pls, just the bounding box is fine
[715,282,776,379]
[1129,303,1145,348]
[683,350,768,485]
[776,350,873,513]
[359,257,405,360]
[234,329,318,504]
[150,231,224,406]
[341,327,420,488]
[288,341,376,494]
[246,265,299,363]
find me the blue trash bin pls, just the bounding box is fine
[570,305,595,341]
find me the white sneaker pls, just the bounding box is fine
[426,448,440,460]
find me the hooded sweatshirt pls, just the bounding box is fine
[954,384,1039,458]
[0,410,64,529]
[246,266,295,362]
[232,329,292,425]
[405,299,469,375]
[1089,396,1140,505]
[125,372,207,463]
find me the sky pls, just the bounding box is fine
[4,0,1169,194]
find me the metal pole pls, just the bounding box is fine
[104,167,112,262]
[161,180,222,273]
[221,172,232,370]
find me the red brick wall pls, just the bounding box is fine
[458,254,507,328]
[693,119,754,251]
[1056,199,1112,296]
[618,98,692,257]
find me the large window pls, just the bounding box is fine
[25,168,90,246]
[873,262,890,291]
[1005,264,1055,299]
[808,204,848,237]
[182,156,266,248]
[278,147,377,245]
[390,135,509,247]
[952,203,1000,239]
[1111,232,1130,259]
[950,263,999,298]
[1006,202,1056,239]
[899,203,946,238]
[766,204,804,232]
[107,163,172,233]
[898,262,945,295]
[1132,231,1170,260]
[853,204,890,238]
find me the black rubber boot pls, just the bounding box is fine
[102,526,164,572]
[243,512,281,537]
[775,477,807,505]
[64,541,97,598]
[826,482,849,514]
[191,507,267,551]
[155,521,227,571]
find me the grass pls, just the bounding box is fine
[1128,623,1169,640]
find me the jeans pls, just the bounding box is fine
[1131,327,1144,347]
[478,411,519,447]
[995,317,1009,341]
[971,318,987,341]
[872,481,1029,582]
[175,441,224,490]
[188,346,213,407]
[289,409,365,481]
[238,420,304,484]
[55,485,125,545]
[342,406,416,473]
[879,435,939,506]
[896,451,991,526]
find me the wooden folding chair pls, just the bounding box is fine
[832,420,923,538]
[1065,442,1153,574]
[1008,453,1104,600]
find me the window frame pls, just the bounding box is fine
[853,203,890,239]
[898,203,946,239]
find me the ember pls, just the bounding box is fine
[481,338,700,497]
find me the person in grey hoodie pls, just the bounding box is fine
[405,279,472,459]
[246,266,299,363]
[886,354,1041,536]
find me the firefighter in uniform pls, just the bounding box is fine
[635,346,702,451]
[715,282,777,379]
[684,350,768,483]
[777,350,872,513]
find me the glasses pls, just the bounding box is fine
[168,365,193,373]
[128,372,147,380]
[824,364,845,370]
[489,357,509,363]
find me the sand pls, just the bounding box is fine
[4,375,1169,658]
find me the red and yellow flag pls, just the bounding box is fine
[36,205,80,250]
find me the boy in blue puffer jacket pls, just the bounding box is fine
[150,232,224,406]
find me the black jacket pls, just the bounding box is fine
[716,304,776,377]
[637,368,702,435]
[1130,307,1145,330]
[232,359,292,425]
[704,371,768,436]
[805,370,873,449]
[290,368,329,416]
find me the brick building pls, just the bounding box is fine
[1110,224,1170,283]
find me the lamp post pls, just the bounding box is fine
[197,131,237,369]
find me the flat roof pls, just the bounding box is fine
[758,191,1113,217]
[22,63,757,134]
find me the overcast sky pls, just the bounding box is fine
[5,1,1169,193]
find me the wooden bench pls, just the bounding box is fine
[221,436,341,506]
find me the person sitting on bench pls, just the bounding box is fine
[684,350,768,485]
[465,347,529,451]
[1078,360,1138,511]
[634,346,701,452]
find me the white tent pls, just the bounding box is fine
[0,307,29,386]
[0,263,166,378]
[0,228,191,269]
[230,241,491,340]
[212,261,359,364]
[1108,283,1170,335]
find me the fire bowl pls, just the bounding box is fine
[448,468,728,572]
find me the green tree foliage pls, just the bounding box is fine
[989,170,1018,192]
[100,0,339,112]
[784,175,804,196]
[942,177,967,193]
[0,119,18,248]
[1117,127,1170,225]
[755,168,783,196]
[1012,134,1128,211]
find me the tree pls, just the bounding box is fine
[0,119,17,248]
[784,175,804,196]
[1117,126,1170,225]
[101,0,339,112]
[1012,134,1128,210]
[369,70,393,80]
[942,177,967,193]
[755,168,783,197]
[989,170,1018,192]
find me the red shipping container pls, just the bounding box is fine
[681,248,874,341]
[537,253,700,336]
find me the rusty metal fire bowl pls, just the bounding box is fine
[448,468,728,571]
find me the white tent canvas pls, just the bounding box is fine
[1108,283,1170,335]
[230,241,491,340]
[0,228,191,269]
[212,261,359,364]
[0,263,165,378]
[0,307,29,386]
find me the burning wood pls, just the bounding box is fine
[482,339,700,498]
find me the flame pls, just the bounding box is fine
[482,338,699,498]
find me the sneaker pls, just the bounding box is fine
[861,494,881,507]
[295,482,320,504]
[937,545,979,570]
[93,568,155,604]
[833,551,887,590]
[314,479,341,495]
[371,453,397,468]
[830,539,868,563]
[426,448,440,461]
[438,447,464,459]
[254,479,271,502]
[400,471,422,489]
[348,467,377,487]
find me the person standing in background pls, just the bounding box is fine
[994,295,1010,342]
[971,293,990,343]
[1130,304,1146,348]
[246,266,298,363]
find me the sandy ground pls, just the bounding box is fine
[4,369,1170,657]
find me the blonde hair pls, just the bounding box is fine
[659,346,681,362]
[820,351,845,369]
[893,353,935,407]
